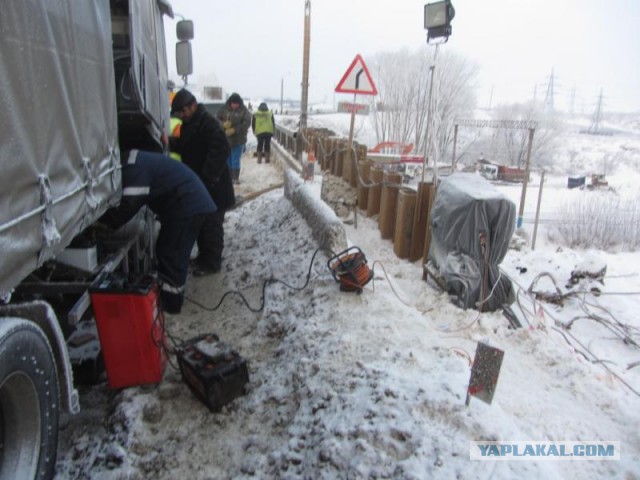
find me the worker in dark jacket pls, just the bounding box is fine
[101,150,216,314]
[170,89,235,276]
[217,92,251,184]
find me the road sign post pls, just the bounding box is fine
[335,54,378,188]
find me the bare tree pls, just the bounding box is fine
[369,49,425,149]
[429,51,479,165]
[369,48,478,159]
[491,102,564,168]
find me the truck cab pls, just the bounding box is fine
[479,164,499,181]
[200,86,228,118]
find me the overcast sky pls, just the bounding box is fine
[164,0,640,113]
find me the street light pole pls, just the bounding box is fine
[420,0,454,184]
[280,77,284,114]
[417,1,453,263]
[420,44,439,184]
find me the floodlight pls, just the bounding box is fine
[424,1,455,42]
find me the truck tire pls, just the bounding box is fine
[0,319,59,480]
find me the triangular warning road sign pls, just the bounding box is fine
[335,54,378,96]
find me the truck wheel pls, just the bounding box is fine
[0,319,59,480]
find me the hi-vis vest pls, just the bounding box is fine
[169,117,182,161]
[253,110,274,136]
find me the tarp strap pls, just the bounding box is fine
[38,174,61,266]
[109,147,120,191]
[82,156,99,210]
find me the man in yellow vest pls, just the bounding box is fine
[168,88,182,161]
[169,115,182,161]
[251,102,275,164]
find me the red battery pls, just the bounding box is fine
[90,275,167,389]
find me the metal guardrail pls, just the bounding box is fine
[274,124,300,159]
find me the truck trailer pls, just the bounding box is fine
[0,1,191,478]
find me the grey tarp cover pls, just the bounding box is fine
[0,1,120,294]
[429,173,516,311]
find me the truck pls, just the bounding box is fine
[589,173,609,189]
[200,85,228,117]
[0,1,193,478]
[479,163,528,183]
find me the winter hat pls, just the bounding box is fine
[258,102,268,111]
[227,92,243,106]
[171,89,196,114]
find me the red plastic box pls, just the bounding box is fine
[90,276,166,389]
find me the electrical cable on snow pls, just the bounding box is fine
[502,269,640,398]
[152,248,328,370]
[369,260,420,309]
[575,298,640,348]
[370,260,483,336]
[184,246,327,313]
[449,347,473,366]
[432,311,482,334]
[628,360,640,370]
[475,269,504,310]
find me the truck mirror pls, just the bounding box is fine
[176,20,194,41]
[176,41,193,76]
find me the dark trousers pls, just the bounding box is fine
[196,209,226,269]
[156,213,206,313]
[256,134,272,153]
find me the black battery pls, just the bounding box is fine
[176,333,249,412]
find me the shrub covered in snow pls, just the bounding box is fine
[548,193,640,250]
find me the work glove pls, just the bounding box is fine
[225,127,235,137]
[222,121,232,129]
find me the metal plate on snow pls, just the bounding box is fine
[466,342,504,406]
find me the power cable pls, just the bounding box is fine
[184,246,327,313]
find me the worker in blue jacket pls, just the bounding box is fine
[102,150,216,313]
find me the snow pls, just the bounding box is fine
[54,116,640,479]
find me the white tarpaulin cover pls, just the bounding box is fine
[429,173,516,311]
[0,0,121,294]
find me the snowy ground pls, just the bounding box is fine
[54,125,640,479]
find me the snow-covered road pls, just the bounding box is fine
[55,146,640,479]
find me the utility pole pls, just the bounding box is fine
[488,84,494,111]
[517,127,536,229]
[543,68,555,113]
[532,170,545,250]
[588,89,604,135]
[568,85,576,115]
[299,0,311,159]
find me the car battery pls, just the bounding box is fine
[177,333,249,412]
[89,274,166,389]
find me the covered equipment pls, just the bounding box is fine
[429,173,516,311]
